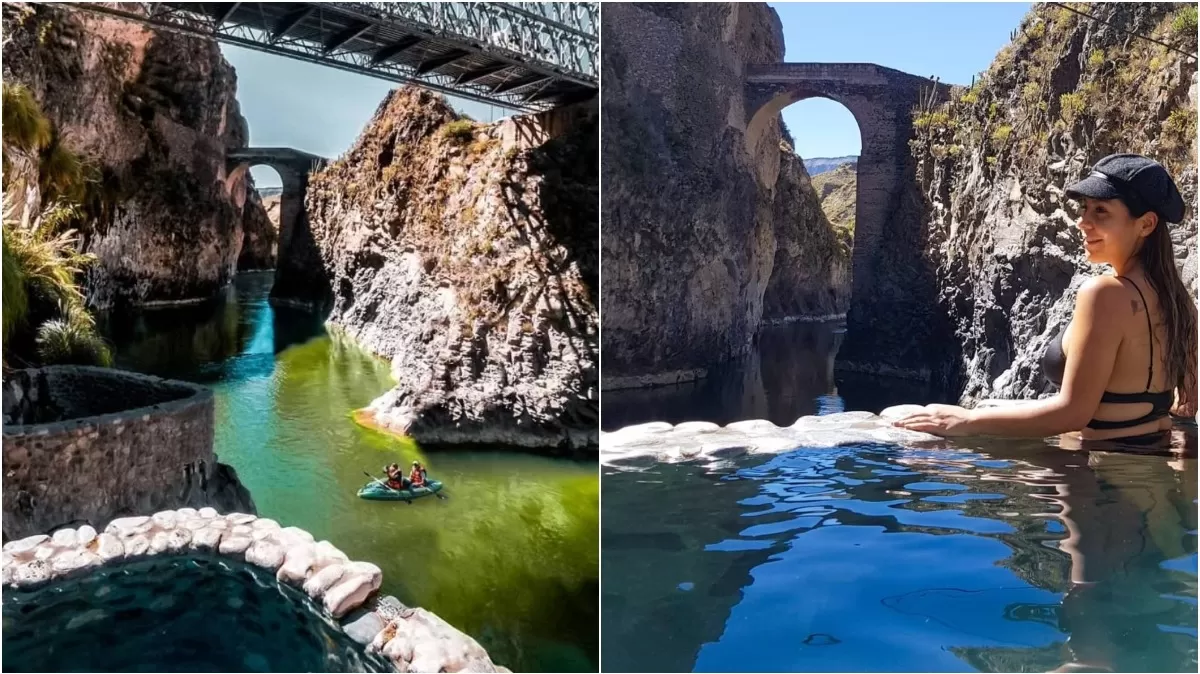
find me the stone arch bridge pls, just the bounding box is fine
[745,63,954,380]
[227,147,328,307]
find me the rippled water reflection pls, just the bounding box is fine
[98,273,598,673]
[601,322,1197,672]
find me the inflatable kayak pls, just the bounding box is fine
[357,479,443,501]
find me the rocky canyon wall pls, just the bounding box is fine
[305,89,598,452]
[911,2,1197,403]
[1,3,270,308]
[601,2,847,388]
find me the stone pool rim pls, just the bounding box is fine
[1,508,508,673]
[2,365,212,438]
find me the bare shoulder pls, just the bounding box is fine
[1075,275,1133,315]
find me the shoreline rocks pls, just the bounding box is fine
[2,509,509,673]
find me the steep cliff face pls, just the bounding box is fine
[237,183,277,271]
[601,3,789,387]
[1,3,269,307]
[305,89,598,451]
[810,160,857,233]
[762,145,851,321]
[912,3,1197,402]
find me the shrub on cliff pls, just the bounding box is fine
[2,198,110,368]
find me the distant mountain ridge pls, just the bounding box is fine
[801,155,857,175]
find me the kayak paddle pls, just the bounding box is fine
[362,471,412,504]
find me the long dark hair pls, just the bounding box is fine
[1129,202,1197,398]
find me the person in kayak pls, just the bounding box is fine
[384,463,409,490]
[894,154,1197,444]
[409,461,428,488]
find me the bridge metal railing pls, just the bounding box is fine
[57,2,599,112]
[344,2,598,81]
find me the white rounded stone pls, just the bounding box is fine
[227,513,257,525]
[151,510,178,530]
[246,540,285,570]
[277,543,317,585]
[14,559,51,585]
[197,507,219,518]
[165,529,192,551]
[303,563,346,598]
[3,534,49,557]
[95,534,123,561]
[190,527,223,551]
[51,528,78,548]
[218,534,253,556]
[123,534,149,557]
[106,516,152,537]
[76,525,98,547]
[176,507,199,518]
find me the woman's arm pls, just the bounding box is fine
[965,277,1129,437]
[894,277,1130,438]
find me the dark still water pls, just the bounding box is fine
[602,320,946,430]
[601,322,1197,672]
[97,272,598,673]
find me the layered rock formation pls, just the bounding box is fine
[911,3,1197,402]
[1,3,270,307]
[602,3,847,387]
[305,89,598,451]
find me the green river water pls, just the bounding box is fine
[99,272,598,673]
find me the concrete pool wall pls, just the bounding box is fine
[1,366,255,540]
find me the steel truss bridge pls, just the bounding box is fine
[63,2,598,111]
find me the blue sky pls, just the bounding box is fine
[224,3,1034,184]
[221,45,503,187]
[770,1,1032,159]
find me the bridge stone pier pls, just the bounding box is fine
[227,148,329,309]
[745,63,953,381]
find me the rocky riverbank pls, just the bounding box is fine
[1,3,271,307]
[305,88,598,452]
[601,3,848,388]
[911,2,1198,403]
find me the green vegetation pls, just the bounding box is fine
[913,111,955,132]
[438,119,476,142]
[1172,5,1197,39]
[1,84,110,368]
[1087,49,1105,71]
[990,124,1013,146]
[2,84,52,153]
[1058,92,1085,124]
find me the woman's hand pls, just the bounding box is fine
[891,404,977,437]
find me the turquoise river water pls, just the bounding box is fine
[98,272,598,673]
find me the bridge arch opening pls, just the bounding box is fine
[781,96,861,265]
[762,93,862,323]
[745,64,954,381]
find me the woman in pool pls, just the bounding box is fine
[894,154,1197,445]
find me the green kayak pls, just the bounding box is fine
[357,479,443,501]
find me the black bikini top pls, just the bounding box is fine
[1041,276,1173,430]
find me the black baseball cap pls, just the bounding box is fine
[1064,153,1185,223]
